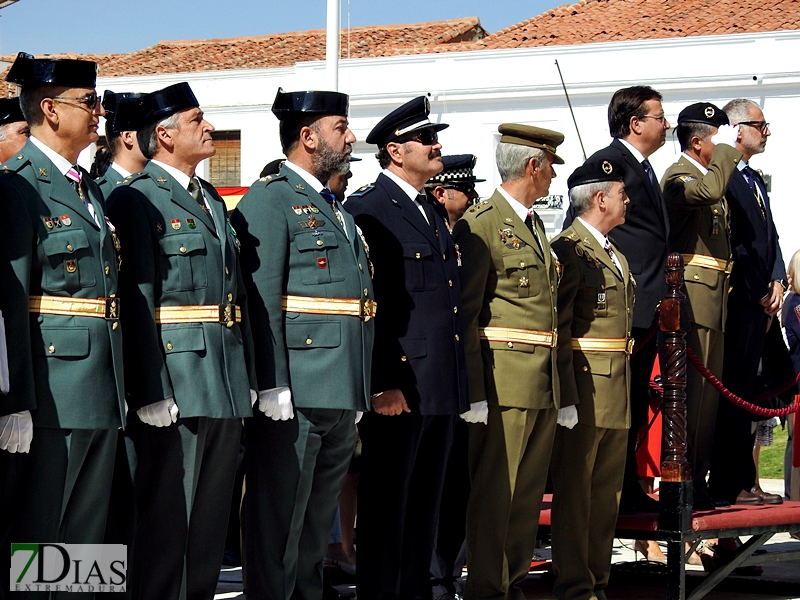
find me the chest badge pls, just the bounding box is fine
[499,227,526,250]
[317,257,328,269]
[519,277,529,288]
[157,177,168,183]
[43,217,54,229]
[65,259,77,273]
[59,214,72,226]
[309,205,320,214]
[300,215,325,229]
[187,218,196,229]
[293,206,303,215]
[171,219,181,230]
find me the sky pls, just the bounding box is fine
[0,0,566,56]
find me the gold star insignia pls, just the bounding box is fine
[296,184,305,190]
[16,155,23,160]
[157,177,168,183]
[39,168,48,177]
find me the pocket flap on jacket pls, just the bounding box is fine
[502,254,538,271]
[159,233,206,256]
[39,229,91,257]
[400,337,427,359]
[161,324,206,353]
[294,231,340,251]
[36,326,90,358]
[585,354,612,376]
[286,321,341,348]
[402,244,432,259]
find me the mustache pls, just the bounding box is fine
[428,149,442,160]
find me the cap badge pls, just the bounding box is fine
[705,106,715,118]
[602,161,613,175]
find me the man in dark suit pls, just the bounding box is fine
[107,82,257,599]
[0,53,125,599]
[95,91,147,196]
[709,99,786,506]
[568,86,671,513]
[345,96,470,600]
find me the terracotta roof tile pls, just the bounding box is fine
[479,0,800,48]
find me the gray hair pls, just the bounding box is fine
[137,112,181,159]
[495,141,545,183]
[0,124,8,142]
[569,181,613,217]
[723,99,759,125]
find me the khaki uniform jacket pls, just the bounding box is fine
[106,161,256,418]
[662,143,741,331]
[0,139,125,428]
[551,220,634,429]
[453,190,561,410]
[232,166,374,411]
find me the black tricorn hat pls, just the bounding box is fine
[271,88,349,120]
[136,82,199,130]
[6,52,97,88]
[677,102,729,127]
[568,154,626,189]
[366,96,449,148]
[0,97,25,126]
[103,91,146,134]
[427,154,485,186]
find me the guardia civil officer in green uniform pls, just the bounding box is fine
[230,88,374,600]
[453,124,564,600]
[550,155,634,600]
[95,91,147,197]
[106,82,256,600]
[661,102,742,509]
[0,52,124,598]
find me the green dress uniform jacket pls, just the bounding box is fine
[106,161,255,417]
[454,190,561,410]
[0,139,125,428]
[662,143,741,331]
[96,164,127,199]
[552,219,634,430]
[231,166,374,410]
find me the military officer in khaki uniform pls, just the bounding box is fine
[95,91,147,197]
[0,53,124,598]
[106,82,257,600]
[550,155,634,600]
[453,124,565,600]
[661,102,742,509]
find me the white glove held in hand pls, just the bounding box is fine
[710,124,739,148]
[257,387,294,420]
[460,400,489,424]
[557,405,578,429]
[0,410,33,453]
[355,411,363,424]
[137,398,179,427]
[250,389,258,407]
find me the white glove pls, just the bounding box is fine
[137,398,179,427]
[460,400,489,424]
[557,405,578,429]
[355,411,363,424]
[0,410,33,453]
[250,389,258,407]
[710,124,739,148]
[257,386,294,420]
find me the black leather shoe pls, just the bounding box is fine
[751,485,783,504]
[734,490,763,505]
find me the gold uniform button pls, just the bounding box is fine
[316,240,324,246]
[507,342,513,348]
[693,274,700,280]
[166,343,173,350]
[364,288,369,296]
[550,285,555,292]
[358,264,363,271]
[227,293,233,301]
[225,267,230,275]
[455,334,460,341]
[48,344,55,354]
[442,254,446,260]
[448,280,453,287]
[105,266,110,275]
[519,261,525,268]
[306,338,313,345]
[627,308,631,313]
[453,306,458,314]
[66,244,74,252]
[400,355,408,362]
[582,366,589,372]
[112,322,119,330]
[415,253,421,259]
[179,246,187,254]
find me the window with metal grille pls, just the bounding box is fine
[209,131,241,187]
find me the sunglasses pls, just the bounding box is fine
[400,129,438,146]
[738,121,770,135]
[51,92,101,110]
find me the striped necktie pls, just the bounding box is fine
[66,165,99,226]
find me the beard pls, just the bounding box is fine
[312,137,351,184]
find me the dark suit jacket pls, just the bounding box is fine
[725,166,786,306]
[565,139,669,329]
[344,172,469,415]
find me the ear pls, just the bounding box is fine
[386,141,404,167]
[629,115,642,136]
[120,130,136,149]
[298,126,318,152]
[595,190,607,211]
[691,135,703,152]
[155,125,175,151]
[40,97,60,126]
[526,156,539,177]
[430,185,447,205]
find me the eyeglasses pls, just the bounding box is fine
[51,92,101,111]
[738,121,770,134]
[640,114,667,124]
[401,129,438,146]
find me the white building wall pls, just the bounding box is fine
[92,30,800,259]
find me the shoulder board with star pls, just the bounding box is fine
[255,173,287,187]
[1,153,29,174]
[348,183,375,198]
[557,230,580,243]
[465,199,492,218]
[121,171,149,186]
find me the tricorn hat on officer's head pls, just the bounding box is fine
[135,82,199,130]
[567,154,626,189]
[677,102,729,127]
[103,91,146,134]
[498,123,566,165]
[366,96,449,148]
[426,154,485,187]
[271,88,349,120]
[0,97,25,126]
[6,52,97,88]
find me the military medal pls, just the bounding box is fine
[65,259,77,273]
[519,277,529,288]
[293,206,302,215]
[187,219,197,229]
[302,205,310,214]
[53,217,62,228]
[43,217,54,229]
[309,205,320,214]
[59,214,71,226]
[317,257,327,269]
[455,243,462,267]
[299,215,325,228]
[171,219,181,230]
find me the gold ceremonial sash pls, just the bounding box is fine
[155,304,241,327]
[29,295,119,320]
[282,294,377,321]
[571,337,634,353]
[478,326,555,347]
[681,253,731,273]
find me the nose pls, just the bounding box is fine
[345,128,356,144]
[204,120,215,133]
